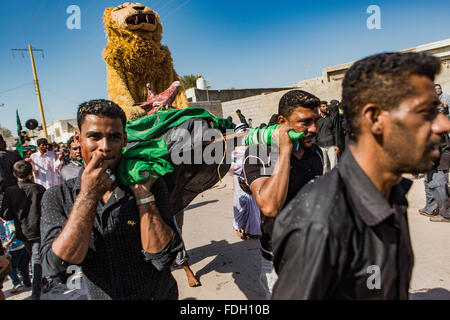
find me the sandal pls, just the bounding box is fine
[419,208,438,217]
[430,215,450,223]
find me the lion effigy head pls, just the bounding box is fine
[103,2,163,42]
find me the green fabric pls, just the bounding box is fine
[118,107,234,186]
[117,139,174,185]
[126,107,234,142]
[16,110,23,158]
[245,124,303,150]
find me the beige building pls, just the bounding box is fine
[32,119,78,144]
[209,38,450,126]
[296,38,450,102]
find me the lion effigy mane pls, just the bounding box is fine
[103,2,188,120]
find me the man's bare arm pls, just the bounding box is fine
[250,126,293,218]
[131,179,173,253]
[51,151,114,265]
[51,194,98,265]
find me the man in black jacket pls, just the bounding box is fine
[272,52,450,299]
[1,160,46,299]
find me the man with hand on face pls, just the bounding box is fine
[60,136,83,181]
[40,99,183,300]
[242,90,324,299]
[271,52,450,300]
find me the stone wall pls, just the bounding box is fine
[222,90,291,126]
[186,87,291,103]
[189,100,223,118]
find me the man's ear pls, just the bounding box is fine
[123,131,128,148]
[74,130,81,144]
[278,115,287,125]
[361,103,385,135]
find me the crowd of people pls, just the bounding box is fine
[0,51,449,300]
[0,134,83,299]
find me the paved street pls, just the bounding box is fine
[4,174,450,300]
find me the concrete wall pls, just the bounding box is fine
[189,101,223,118]
[222,90,291,127]
[186,87,291,103]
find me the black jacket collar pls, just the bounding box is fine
[338,151,412,226]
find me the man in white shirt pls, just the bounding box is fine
[27,138,64,189]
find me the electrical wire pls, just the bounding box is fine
[165,0,192,18]
[0,82,34,95]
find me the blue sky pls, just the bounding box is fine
[0,0,449,135]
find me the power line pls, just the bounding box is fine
[40,86,78,104]
[23,0,47,44]
[165,0,192,18]
[158,0,176,12]
[39,0,64,35]
[0,82,34,95]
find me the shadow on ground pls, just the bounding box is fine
[185,200,219,211]
[410,288,450,300]
[186,239,266,299]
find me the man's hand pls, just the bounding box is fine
[272,125,293,154]
[79,151,115,200]
[130,176,158,200]
[24,158,32,163]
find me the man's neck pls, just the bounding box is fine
[292,145,305,160]
[71,159,82,166]
[320,112,327,118]
[349,143,401,200]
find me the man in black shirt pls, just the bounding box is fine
[1,160,46,299]
[272,52,450,299]
[243,90,323,299]
[236,109,249,127]
[420,122,450,223]
[315,100,341,173]
[0,134,21,207]
[40,99,183,300]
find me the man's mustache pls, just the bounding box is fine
[304,132,316,139]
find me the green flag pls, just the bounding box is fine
[16,109,23,158]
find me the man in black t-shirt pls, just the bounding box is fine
[242,90,323,299]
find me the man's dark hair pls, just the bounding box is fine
[268,114,279,126]
[278,90,321,118]
[67,135,75,146]
[341,52,441,142]
[320,101,328,105]
[77,99,127,131]
[0,134,5,150]
[13,160,32,179]
[236,109,241,113]
[435,83,441,87]
[37,138,48,146]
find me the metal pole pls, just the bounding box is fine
[28,44,48,140]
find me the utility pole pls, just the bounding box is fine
[11,45,48,140]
